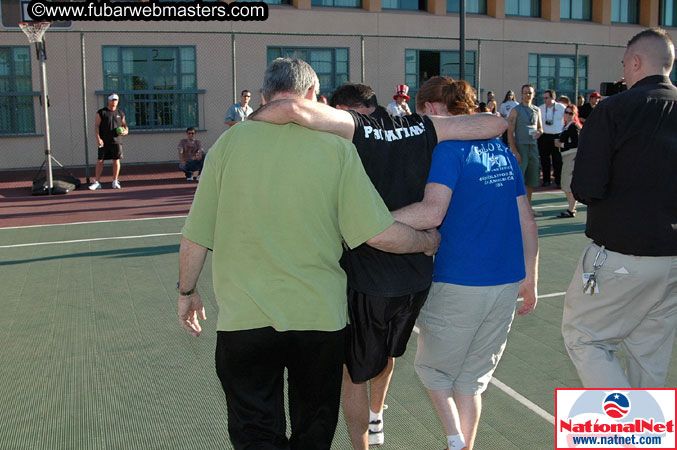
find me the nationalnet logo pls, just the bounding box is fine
[556,389,676,449]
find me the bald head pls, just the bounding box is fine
[623,28,675,88]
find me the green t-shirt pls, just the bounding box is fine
[182,121,394,332]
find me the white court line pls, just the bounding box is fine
[535,291,566,299]
[0,232,181,249]
[411,290,565,426]
[489,378,556,425]
[0,215,187,231]
[532,203,569,210]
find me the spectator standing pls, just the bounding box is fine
[554,104,581,217]
[498,90,519,145]
[89,93,128,190]
[392,79,539,450]
[177,127,204,181]
[538,89,566,187]
[486,91,498,114]
[557,95,571,106]
[578,91,600,124]
[224,90,253,127]
[386,84,412,117]
[507,84,543,215]
[498,90,518,118]
[576,95,586,108]
[177,58,440,450]
[562,28,677,388]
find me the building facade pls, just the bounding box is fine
[1,0,675,169]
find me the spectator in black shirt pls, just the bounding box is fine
[577,91,600,124]
[562,28,677,389]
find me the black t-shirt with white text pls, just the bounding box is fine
[98,107,125,145]
[342,106,438,296]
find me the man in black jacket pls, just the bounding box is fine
[562,28,677,389]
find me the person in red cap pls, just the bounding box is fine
[578,91,601,124]
[386,84,412,117]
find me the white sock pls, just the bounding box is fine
[446,434,466,449]
[369,408,383,430]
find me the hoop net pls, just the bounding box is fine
[19,22,50,43]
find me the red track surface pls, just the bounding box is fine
[0,164,197,228]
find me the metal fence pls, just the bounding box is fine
[1,29,629,171]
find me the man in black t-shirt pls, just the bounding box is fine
[577,91,600,125]
[250,83,507,450]
[89,93,128,190]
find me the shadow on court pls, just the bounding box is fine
[0,244,179,266]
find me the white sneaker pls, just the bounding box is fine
[186,176,194,181]
[112,180,121,189]
[195,175,200,181]
[88,181,101,190]
[368,420,384,446]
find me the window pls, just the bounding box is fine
[267,47,349,98]
[236,0,290,4]
[661,0,676,26]
[382,0,426,11]
[0,46,35,135]
[611,0,638,23]
[311,0,360,7]
[506,0,540,17]
[447,0,487,13]
[560,0,591,20]
[1,0,72,28]
[102,46,199,129]
[529,54,588,103]
[405,49,476,106]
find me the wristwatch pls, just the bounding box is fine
[176,281,195,296]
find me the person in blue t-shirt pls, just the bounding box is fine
[392,78,540,450]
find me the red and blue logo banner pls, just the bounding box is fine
[556,389,676,449]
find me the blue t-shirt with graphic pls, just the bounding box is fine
[427,138,527,286]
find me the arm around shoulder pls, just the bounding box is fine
[250,98,356,140]
[430,113,508,142]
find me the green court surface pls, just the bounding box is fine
[1,192,675,449]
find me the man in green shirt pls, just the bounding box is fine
[177,58,439,450]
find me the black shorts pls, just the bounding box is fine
[344,287,429,383]
[97,144,123,160]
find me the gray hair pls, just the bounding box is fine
[262,58,319,101]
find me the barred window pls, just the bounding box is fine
[611,0,639,23]
[560,0,591,20]
[382,0,426,11]
[447,0,487,14]
[267,47,349,99]
[102,46,199,129]
[528,54,588,103]
[0,46,35,135]
[661,0,676,26]
[506,0,540,17]
[311,0,361,7]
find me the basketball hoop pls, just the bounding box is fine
[19,21,50,43]
[20,21,60,194]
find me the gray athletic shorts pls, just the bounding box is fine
[414,281,519,395]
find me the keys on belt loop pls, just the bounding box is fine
[582,244,607,295]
